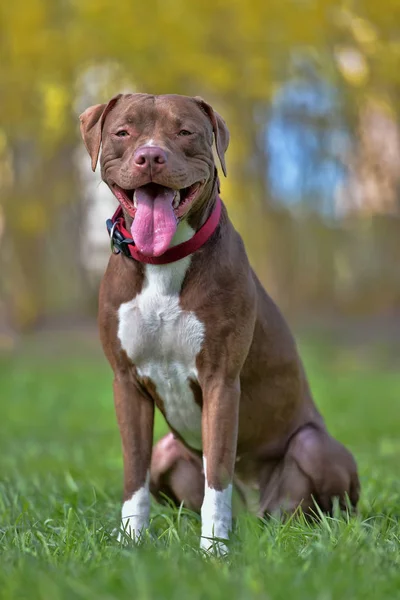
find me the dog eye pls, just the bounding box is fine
[178,129,193,137]
[115,130,129,138]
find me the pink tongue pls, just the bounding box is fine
[130,186,177,257]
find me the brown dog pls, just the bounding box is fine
[79,93,359,553]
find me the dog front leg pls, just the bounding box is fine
[113,373,154,542]
[200,377,240,554]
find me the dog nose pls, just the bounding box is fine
[133,146,167,168]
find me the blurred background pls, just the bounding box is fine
[0,4,400,595]
[1,0,400,336]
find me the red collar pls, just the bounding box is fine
[106,196,222,265]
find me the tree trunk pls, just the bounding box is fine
[1,138,92,331]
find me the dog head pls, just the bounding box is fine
[79,93,229,257]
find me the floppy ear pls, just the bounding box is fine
[194,97,230,177]
[79,94,122,171]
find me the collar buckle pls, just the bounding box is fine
[106,218,133,257]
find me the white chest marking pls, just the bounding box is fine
[117,221,205,449]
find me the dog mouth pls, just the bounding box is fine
[112,181,204,220]
[111,181,204,257]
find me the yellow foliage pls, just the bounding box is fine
[18,202,48,234]
[350,17,378,46]
[1,0,399,328]
[335,46,369,86]
[41,83,69,141]
[0,131,7,155]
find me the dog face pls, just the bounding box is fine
[79,94,229,256]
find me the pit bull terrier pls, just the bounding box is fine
[79,93,360,553]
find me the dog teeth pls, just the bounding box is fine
[173,191,180,209]
[133,191,138,208]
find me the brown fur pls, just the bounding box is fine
[80,93,360,524]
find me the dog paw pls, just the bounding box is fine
[114,518,150,544]
[200,536,230,557]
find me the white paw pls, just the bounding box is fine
[200,536,229,556]
[115,517,150,544]
[200,467,232,557]
[118,474,151,544]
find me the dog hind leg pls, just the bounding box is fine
[150,433,204,512]
[260,425,360,517]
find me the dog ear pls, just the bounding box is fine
[79,94,122,171]
[194,97,230,177]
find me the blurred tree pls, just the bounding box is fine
[1,0,399,329]
[0,0,89,328]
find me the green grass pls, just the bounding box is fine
[0,330,399,599]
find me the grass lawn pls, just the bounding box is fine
[0,328,399,599]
